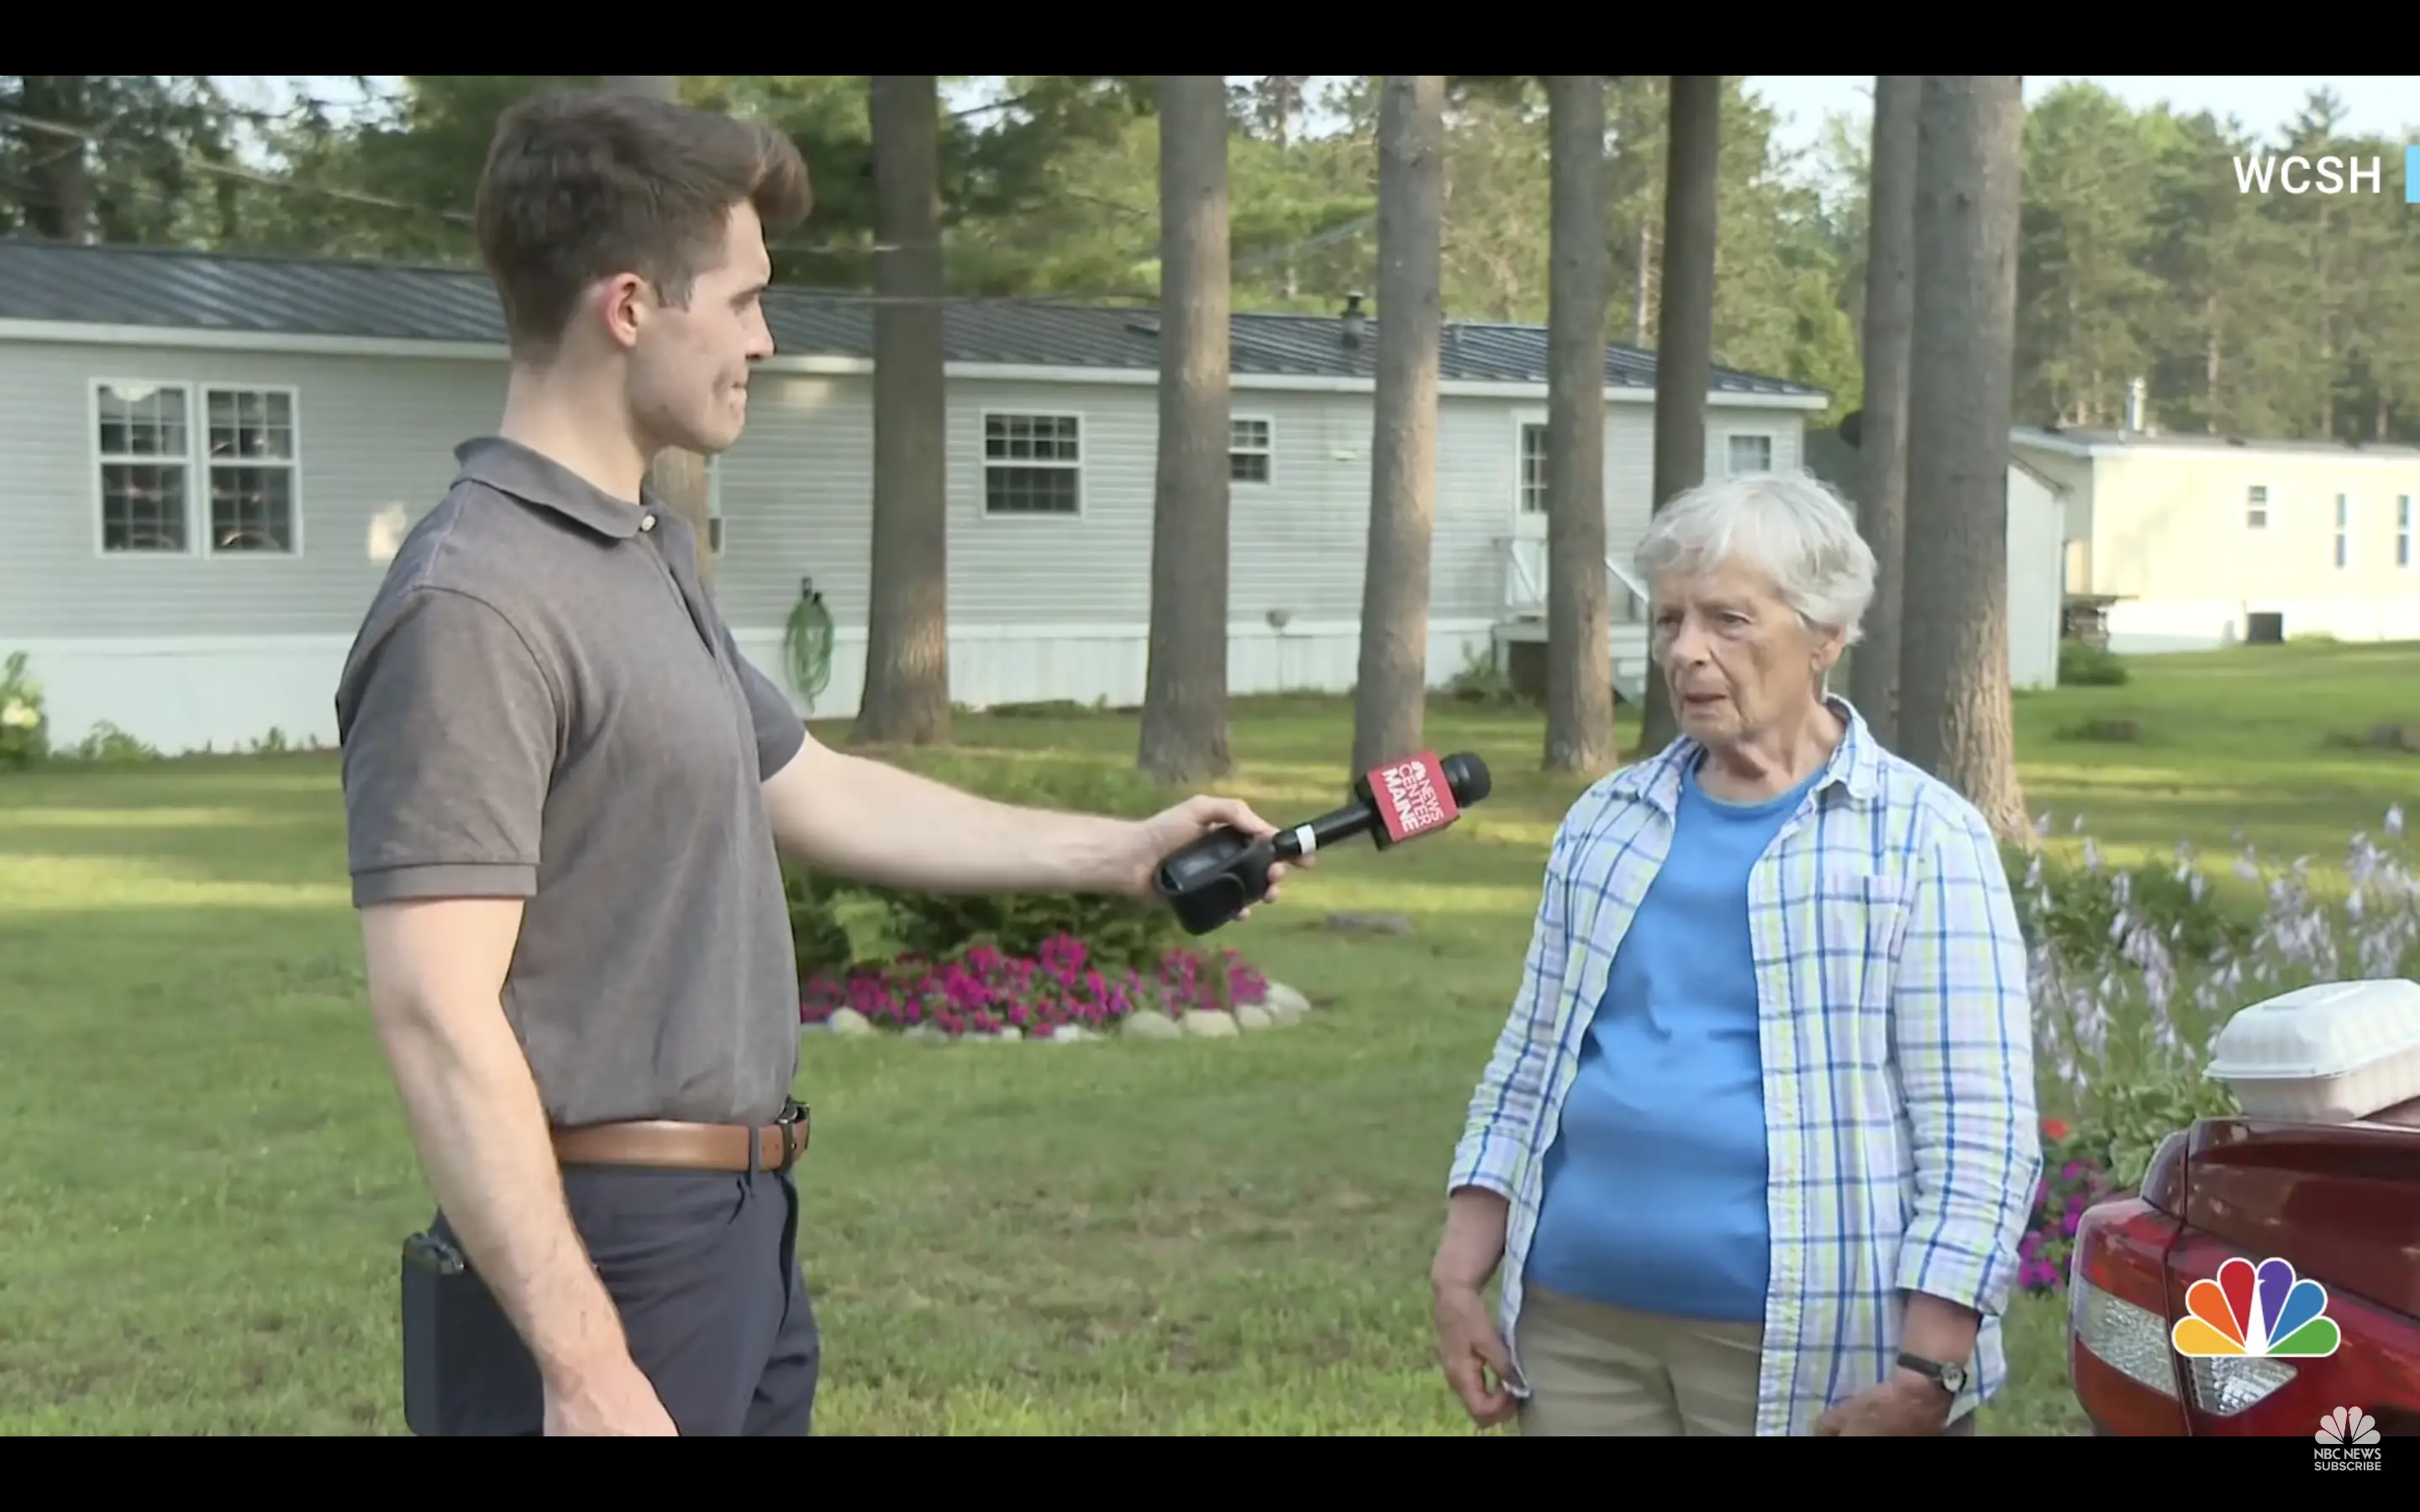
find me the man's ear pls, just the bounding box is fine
[598,273,651,353]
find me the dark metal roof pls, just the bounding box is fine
[0,238,1826,399]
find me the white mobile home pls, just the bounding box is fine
[2010,424,2420,654]
[1799,423,2071,694]
[0,239,1830,755]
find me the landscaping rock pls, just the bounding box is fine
[902,1024,941,1041]
[1121,1011,1183,1042]
[1043,1025,1092,1042]
[1265,982,1312,1019]
[829,1007,876,1037]
[1181,1009,1239,1038]
[1234,1004,1275,1032]
[995,1026,1023,1042]
[1323,911,1414,935]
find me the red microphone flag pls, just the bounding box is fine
[1366,752,1461,843]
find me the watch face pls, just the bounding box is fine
[1941,1363,1968,1394]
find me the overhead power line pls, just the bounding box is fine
[1,106,476,226]
[0,102,1381,312]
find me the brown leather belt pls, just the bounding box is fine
[551,1103,809,1174]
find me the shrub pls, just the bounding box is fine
[1442,643,1529,708]
[874,884,1186,978]
[1,652,49,770]
[844,753,1193,975]
[2069,1055,2240,1192]
[782,864,863,979]
[800,932,1268,1038]
[2024,803,2419,1210]
[2004,837,2255,974]
[2010,805,2419,1299]
[2054,717,2142,744]
[61,722,158,762]
[2058,638,2129,686]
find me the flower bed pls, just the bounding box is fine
[2017,1117,2116,1295]
[799,932,1310,1042]
[2009,803,2420,1295]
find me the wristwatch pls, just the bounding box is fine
[1896,1351,1969,1397]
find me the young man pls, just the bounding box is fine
[336,87,1293,1437]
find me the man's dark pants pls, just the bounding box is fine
[414,1164,819,1436]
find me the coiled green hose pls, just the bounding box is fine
[783,577,834,712]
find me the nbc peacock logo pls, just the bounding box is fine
[2170,1256,2342,1357]
[2315,1406,2385,1469]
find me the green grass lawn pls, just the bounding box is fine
[3,639,2417,1436]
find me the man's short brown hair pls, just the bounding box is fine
[474,87,812,356]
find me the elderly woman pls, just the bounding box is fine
[1429,470,2039,1437]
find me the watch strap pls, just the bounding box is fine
[1896,1350,1966,1392]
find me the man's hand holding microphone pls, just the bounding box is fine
[1144,749,1493,934]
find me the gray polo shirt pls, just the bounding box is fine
[334,437,808,1130]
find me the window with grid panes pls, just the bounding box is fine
[1229,417,1272,484]
[1520,423,1548,513]
[96,381,192,553]
[204,386,297,552]
[983,412,1081,514]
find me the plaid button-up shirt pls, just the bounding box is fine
[1447,698,2040,1435]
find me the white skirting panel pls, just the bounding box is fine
[12,617,1503,755]
[2105,596,2420,654]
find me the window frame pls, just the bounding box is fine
[978,408,1086,519]
[90,377,305,558]
[1228,413,1275,488]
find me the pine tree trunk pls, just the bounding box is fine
[852,76,953,745]
[602,75,719,590]
[1900,76,2031,844]
[1139,76,1235,783]
[1544,76,1616,774]
[1634,76,1721,758]
[1851,76,1920,749]
[1351,76,1446,778]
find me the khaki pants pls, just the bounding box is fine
[1512,1284,1979,1436]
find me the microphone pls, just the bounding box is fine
[1151,751,1492,936]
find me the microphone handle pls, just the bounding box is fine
[1271,801,1379,861]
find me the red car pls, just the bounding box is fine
[2066,1095,2420,1436]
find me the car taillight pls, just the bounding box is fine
[2165,1231,2420,1437]
[2139,1129,2187,1215]
[2069,1196,2189,1435]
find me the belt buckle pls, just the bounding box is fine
[774,1100,809,1173]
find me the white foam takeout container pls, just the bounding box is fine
[2203,978,2420,1125]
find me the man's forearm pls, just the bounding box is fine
[780,749,1136,894]
[374,986,629,1386]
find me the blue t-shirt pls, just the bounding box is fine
[1522,756,1820,1324]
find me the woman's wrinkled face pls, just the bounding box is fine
[1649,554,1842,748]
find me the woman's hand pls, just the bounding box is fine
[1431,1188,1518,1428]
[1433,1282,1519,1428]
[1814,1370,1954,1436]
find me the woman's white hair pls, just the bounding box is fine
[1632,469,1877,644]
